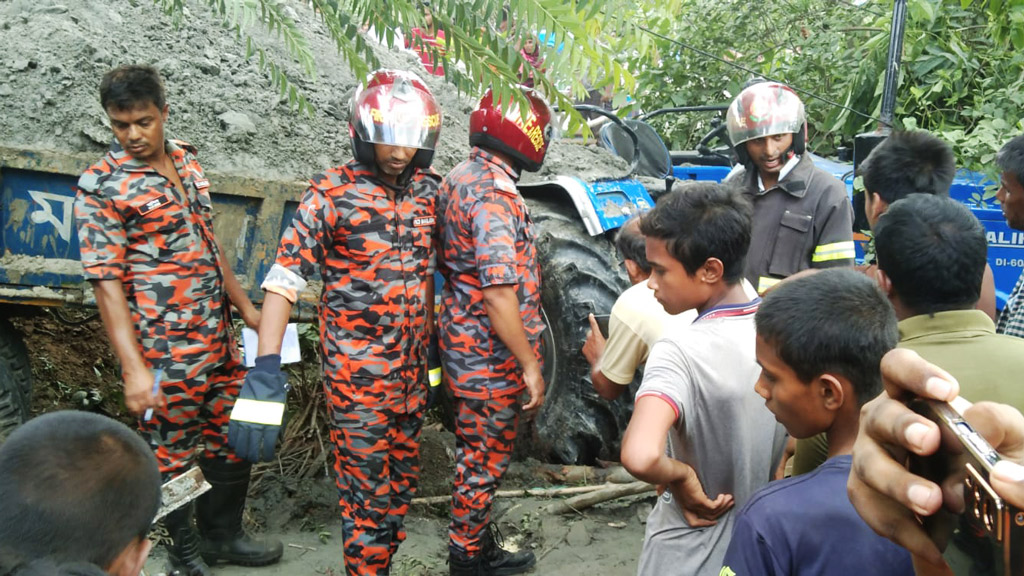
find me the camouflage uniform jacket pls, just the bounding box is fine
[262,161,440,414]
[75,139,234,382]
[436,148,545,397]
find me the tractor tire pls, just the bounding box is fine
[523,198,632,464]
[0,317,32,440]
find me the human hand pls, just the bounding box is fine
[123,367,164,417]
[522,363,546,411]
[774,436,797,481]
[964,401,1024,509]
[847,348,960,567]
[581,313,606,366]
[670,468,734,527]
[229,355,287,462]
[242,307,261,331]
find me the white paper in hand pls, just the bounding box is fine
[242,324,302,368]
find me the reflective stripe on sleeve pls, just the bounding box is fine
[428,367,442,388]
[812,241,856,263]
[230,398,285,426]
[757,276,782,294]
[260,263,307,304]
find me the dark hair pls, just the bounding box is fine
[0,411,161,570]
[875,194,987,315]
[639,182,751,282]
[99,65,166,112]
[756,269,898,405]
[615,216,650,272]
[860,130,955,204]
[997,134,1024,185]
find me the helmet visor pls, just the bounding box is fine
[351,82,442,150]
[726,84,804,147]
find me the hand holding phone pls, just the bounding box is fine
[907,399,1024,576]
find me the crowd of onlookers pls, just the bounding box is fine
[581,79,1024,575]
[5,10,1024,576]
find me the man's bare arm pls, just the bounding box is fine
[256,292,293,357]
[621,396,733,526]
[216,239,260,329]
[582,313,626,400]
[91,279,162,416]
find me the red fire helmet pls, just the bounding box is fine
[469,87,554,172]
[726,82,807,165]
[349,69,442,169]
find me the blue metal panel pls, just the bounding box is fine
[210,192,261,271]
[949,169,997,209]
[973,206,1021,311]
[0,168,84,288]
[2,168,80,260]
[671,165,732,183]
[585,179,654,232]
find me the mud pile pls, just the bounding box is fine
[0,0,622,182]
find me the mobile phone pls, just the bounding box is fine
[592,314,610,338]
[907,399,1024,576]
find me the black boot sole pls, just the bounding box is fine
[200,550,284,567]
[489,559,537,576]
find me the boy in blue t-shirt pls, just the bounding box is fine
[721,269,913,575]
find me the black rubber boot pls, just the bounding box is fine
[448,552,485,576]
[195,458,284,567]
[479,523,536,575]
[164,503,213,576]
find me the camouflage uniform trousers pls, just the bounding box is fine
[330,398,424,575]
[448,394,521,558]
[138,354,244,480]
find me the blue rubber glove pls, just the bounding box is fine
[427,333,442,409]
[229,354,287,462]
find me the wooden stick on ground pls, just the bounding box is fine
[411,484,609,506]
[543,481,655,515]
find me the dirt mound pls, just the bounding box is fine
[0,0,622,181]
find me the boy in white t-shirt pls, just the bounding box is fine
[620,182,787,576]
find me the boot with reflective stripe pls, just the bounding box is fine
[164,502,213,576]
[195,458,283,567]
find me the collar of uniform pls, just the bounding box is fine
[898,309,996,342]
[470,146,520,181]
[349,159,414,197]
[107,139,186,173]
[749,154,811,198]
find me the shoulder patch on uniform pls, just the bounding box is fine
[171,139,198,155]
[76,158,117,195]
[491,173,519,197]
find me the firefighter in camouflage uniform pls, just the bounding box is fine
[437,88,554,576]
[74,65,282,576]
[248,69,442,575]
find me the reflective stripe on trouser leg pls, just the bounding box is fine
[449,394,520,558]
[139,356,244,478]
[331,406,423,575]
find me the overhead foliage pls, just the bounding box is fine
[153,0,664,136]
[627,0,1024,176]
